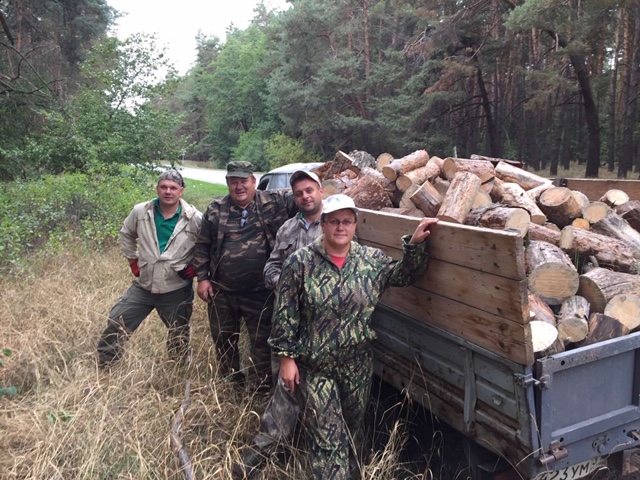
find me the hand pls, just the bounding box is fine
[197,279,215,302]
[279,357,300,393]
[178,264,197,280]
[409,217,439,244]
[128,258,140,277]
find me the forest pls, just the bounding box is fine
[1,0,640,179]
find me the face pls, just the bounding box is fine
[322,209,357,252]
[292,179,323,218]
[156,179,184,208]
[227,175,257,208]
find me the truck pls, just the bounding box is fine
[357,178,640,480]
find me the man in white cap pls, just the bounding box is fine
[240,194,438,479]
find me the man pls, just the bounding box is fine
[270,194,437,480]
[234,169,325,478]
[97,169,202,367]
[193,161,296,386]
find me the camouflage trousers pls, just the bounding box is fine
[97,282,193,366]
[207,289,274,384]
[300,347,374,480]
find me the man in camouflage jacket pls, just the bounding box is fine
[193,161,296,386]
[234,169,325,478]
[269,194,438,480]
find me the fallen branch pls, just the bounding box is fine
[170,381,194,480]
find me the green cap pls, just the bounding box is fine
[226,161,255,178]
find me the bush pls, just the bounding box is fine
[0,170,152,274]
[265,133,322,169]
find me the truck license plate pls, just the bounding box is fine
[534,457,606,480]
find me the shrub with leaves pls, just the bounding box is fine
[0,170,152,274]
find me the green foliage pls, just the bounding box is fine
[265,133,322,169]
[0,171,151,275]
[232,131,269,170]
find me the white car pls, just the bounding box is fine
[257,162,324,191]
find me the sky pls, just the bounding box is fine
[107,0,290,75]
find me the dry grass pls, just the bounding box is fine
[0,248,433,479]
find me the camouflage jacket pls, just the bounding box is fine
[268,235,429,370]
[193,189,296,291]
[263,213,322,291]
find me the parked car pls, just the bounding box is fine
[257,162,324,191]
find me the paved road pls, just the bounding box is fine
[178,166,262,185]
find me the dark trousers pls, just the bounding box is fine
[97,282,193,365]
[207,289,274,384]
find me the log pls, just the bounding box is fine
[557,296,589,344]
[571,190,590,210]
[479,178,495,194]
[494,161,552,190]
[376,153,394,172]
[410,181,443,217]
[382,150,429,181]
[538,187,583,228]
[470,154,524,168]
[582,202,611,224]
[347,150,376,170]
[472,191,492,209]
[577,313,630,347]
[324,150,362,178]
[398,183,420,209]
[577,267,640,313]
[492,178,547,225]
[570,218,590,230]
[592,211,640,252]
[526,240,579,305]
[343,175,393,210]
[528,292,557,326]
[615,200,640,232]
[604,293,640,331]
[530,320,565,358]
[360,166,397,201]
[525,182,554,201]
[436,171,481,224]
[396,161,441,192]
[441,157,495,183]
[465,205,530,236]
[322,178,348,196]
[600,189,630,207]
[528,223,561,246]
[433,177,450,198]
[559,226,640,274]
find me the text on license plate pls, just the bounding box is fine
[534,457,606,480]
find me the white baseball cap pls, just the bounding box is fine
[322,194,358,215]
[290,170,322,188]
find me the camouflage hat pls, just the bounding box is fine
[226,161,255,178]
[158,169,184,187]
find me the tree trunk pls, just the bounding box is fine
[436,172,481,223]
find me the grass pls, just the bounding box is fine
[182,179,228,212]
[0,246,441,479]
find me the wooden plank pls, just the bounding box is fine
[557,178,640,201]
[357,209,526,280]
[364,241,528,322]
[381,287,534,365]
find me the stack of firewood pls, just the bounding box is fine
[311,149,640,359]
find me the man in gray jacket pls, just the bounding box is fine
[97,170,203,367]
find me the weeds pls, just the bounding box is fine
[0,247,439,479]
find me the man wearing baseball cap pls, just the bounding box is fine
[266,194,438,479]
[97,169,202,367]
[235,169,325,477]
[192,161,297,388]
